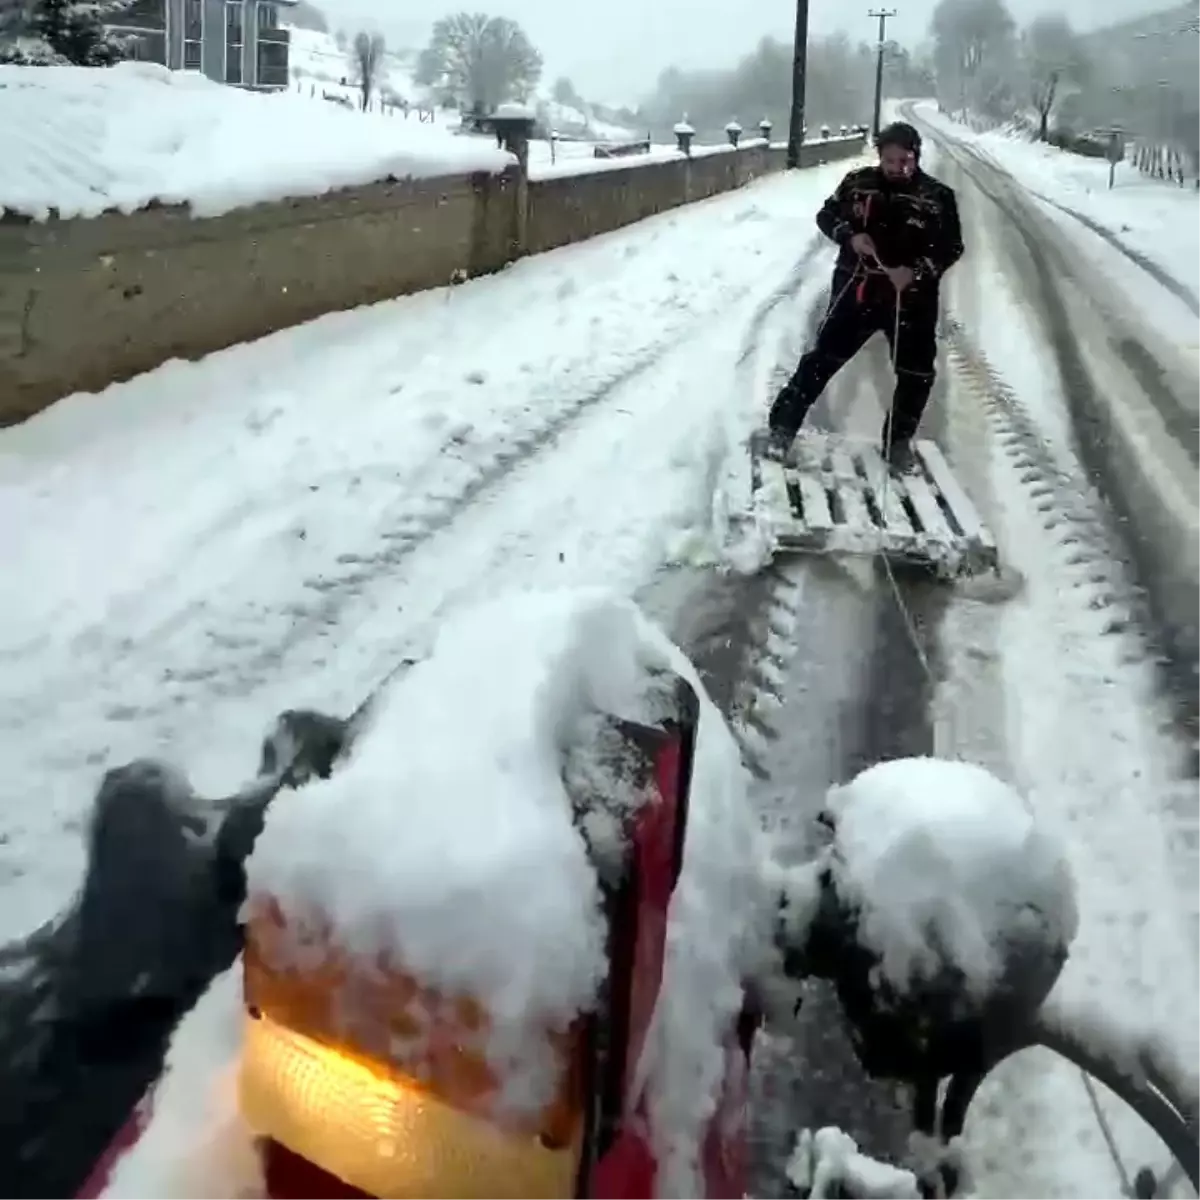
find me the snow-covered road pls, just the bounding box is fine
[0,159,853,941]
[912,114,1199,1199]
[2,126,1198,1200]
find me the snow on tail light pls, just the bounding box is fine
[239,898,586,1198]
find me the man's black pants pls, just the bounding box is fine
[768,282,939,446]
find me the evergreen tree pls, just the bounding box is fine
[29,0,134,65]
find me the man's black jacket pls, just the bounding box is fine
[816,165,964,300]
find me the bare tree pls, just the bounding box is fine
[639,33,881,141]
[930,0,1017,116]
[351,29,386,110]
[1023,15,1089,140]
[414,12,543,113]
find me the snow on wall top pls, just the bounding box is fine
[0,61,513,222]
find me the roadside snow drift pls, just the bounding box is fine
[826,757,1078,998]
[244,588,763,1192]
[0,62,513,221]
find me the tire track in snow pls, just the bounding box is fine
[898,117,1199,1193]
[944,309,1198,922]
[931,322,1200,1197]
[923,122,1198,743]
[955,138,1199,317]
[931,131,1198,465]
[706,279,923,1193]
[0,236,828,752]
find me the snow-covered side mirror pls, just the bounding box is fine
[767,759,1079,1088]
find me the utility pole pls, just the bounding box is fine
[786,0,810,168]
[869,8,896,138]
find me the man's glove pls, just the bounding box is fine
[848,232,878,259]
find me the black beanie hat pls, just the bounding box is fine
[875,121,922,160]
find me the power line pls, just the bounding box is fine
[868,9,897,138]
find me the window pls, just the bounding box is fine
[255,37,288,87]
[182,0,202,70]
[224,0,243,83]
[256,1,278,30]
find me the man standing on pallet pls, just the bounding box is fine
[765,121,964,473]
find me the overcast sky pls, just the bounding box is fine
[313,0,1168,104]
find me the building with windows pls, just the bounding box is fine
[109,0,295,89]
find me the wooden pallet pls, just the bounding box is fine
[753,432,999,577]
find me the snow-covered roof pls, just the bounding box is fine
[0,61,513,221]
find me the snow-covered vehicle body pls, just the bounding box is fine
[7,590,1197,1199]
[74,593,770,1200]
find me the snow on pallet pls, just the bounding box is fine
[754,432,999,577]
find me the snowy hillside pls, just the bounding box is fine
[287,26,423,109]
[286,24,639,141]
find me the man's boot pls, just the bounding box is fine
[760,425,795,463]
[885,437,918,475]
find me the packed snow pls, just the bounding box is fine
[825,758,1078,999]
[0,61,512,221]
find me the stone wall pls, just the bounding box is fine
[0,136,864,425]
[527,138,862,255]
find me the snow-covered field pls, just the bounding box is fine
[286,24,640,142]
[0,61,512,219]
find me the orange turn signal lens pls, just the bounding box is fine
[239,1011,582,1199]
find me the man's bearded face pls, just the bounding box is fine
[880,143,917,182]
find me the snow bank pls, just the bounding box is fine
[0,62,513,221]
[787,1127,921,1198]
[245,586,766,1160]
[825,758,1078,998]
[101,967,262,1198]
